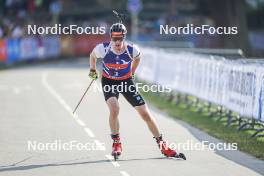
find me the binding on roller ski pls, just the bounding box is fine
[87,10,186,161]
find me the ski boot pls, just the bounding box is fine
[155,135,186,160]
[111,134,122,161]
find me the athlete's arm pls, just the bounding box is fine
[131,56,140,74]
[90,43,105,70]
[88,51,98,80]
[89,51,97,70]
[131,44,141,74]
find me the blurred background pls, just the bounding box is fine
[0,0,264,66]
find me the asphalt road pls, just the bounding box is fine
[0,59,263,176]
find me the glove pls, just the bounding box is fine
[89,69,98,80]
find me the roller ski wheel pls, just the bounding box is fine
[112,152,120,161]
[158,140,186,160]
[163,152,186,160]
[175,153,186,160]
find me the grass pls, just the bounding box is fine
[141,91,264,160]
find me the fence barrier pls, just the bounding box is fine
[137,47,264,137]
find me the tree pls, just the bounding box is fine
[207,0,251,56]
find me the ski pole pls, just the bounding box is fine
[72,79,95,114]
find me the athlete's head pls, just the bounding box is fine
[110,23,127,50]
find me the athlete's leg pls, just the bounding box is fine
[135,104,161,138]
[106,97,120,135]
[135,104,182,157]
[120,78,160,137]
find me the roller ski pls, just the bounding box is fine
[111,134,122,161]
[155,136,186,160]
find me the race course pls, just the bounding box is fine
[0,59,264,176]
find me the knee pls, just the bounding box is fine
[110,105,119,117]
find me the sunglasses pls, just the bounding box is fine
[111,37,124,42]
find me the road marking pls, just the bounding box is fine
[105,154,120,167]
[120,171,130,176]
[42,72,95,138]
[76,118,86,127]
[42,72,79,117]
[64,103,73,113]
[84,127,95,138]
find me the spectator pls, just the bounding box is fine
[0,26,3,38]
[11,25,23,38]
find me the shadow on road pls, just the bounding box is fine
[0,158,109,172]
[0,156,181,172]
[117,156,184,162]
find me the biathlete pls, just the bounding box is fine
[89,22,185,160]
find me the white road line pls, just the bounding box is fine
[105,154,120,167]
[76,118,86,127]
[42,72,95,138]
[42,73,73,116]
[120,171,130,176]
[64,103,73,113]
[84,127,95,138]
[42,73,81,120]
